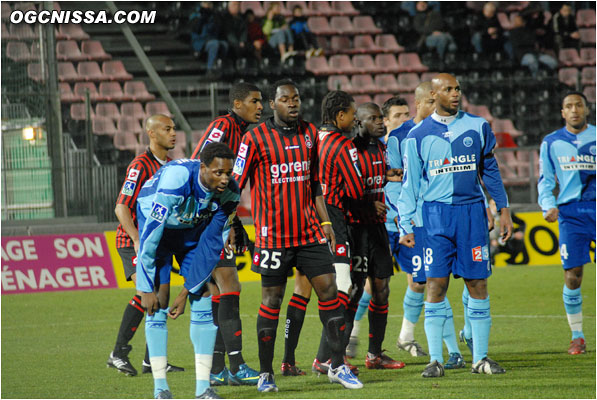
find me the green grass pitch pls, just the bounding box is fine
[2,264,595,399]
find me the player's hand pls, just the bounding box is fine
[133,240,140,254]
[399,233,415,248]
[232,216,249,254]
[141,292,159,316]
[386,168,404,182]
[226,226,236,253]
[486,207,495,232]
[499,208,514,242]
[168,288,189,319]
[373,201,389,217]
[544,208,558,223]
[322,224,336,250]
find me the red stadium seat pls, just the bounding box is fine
[102,60,133,81]
[307,16,337,35]
[121,102,147,121]
[70,103,94,121]
[353,94,373,106]
[168,146,186,160]
[118,116,144,135]
[330,35,352,54]
[373,93,394,106]
[123,81,155,102]
[81,40,112,61]
[113,131,139,152]
[329,16,358,35]
[10,23,38,39]
[96,102,121,121]
[1,23,12,40]
[145,101,172,117]
[28,63,49,82]
[583,85,596,103]
[467,104,494,123]
[579,28,596,45]
[329,54,359,75]
[1,3,11,21]
[352,54,382,74]
[73,82,102,102]
[331,1,359,17]
[492,118,523,138]
[398,53,428,73]
[353,16,382,35]
[581,67,596,85]
[375,34,405,53]
[579,48,596,65]
[59,24,90,41]
[58,62,80,82]
[421,71,440,82]
[77,61,107,82]
[374,54,401,74]
[397,73,421,92]
[6,41,31,62]
[327,75,353,92]
[350,74,379,94]
[558,67,579,87]
[374,74,401,93]
[29,40,41,60]
[576,9,596,28]
[558,48,583,67]
[92,116,118,136]
[306,56,333,76]
[310,1,334,16]
[240,1,265,18]
[353,35,383,54]
[98,81,128,102]
[56,40,87,62]
[59,83,81,102]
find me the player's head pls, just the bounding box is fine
[381,96,410,132]
[321,90,356,133]
[270,78,301,126]
[145,114,176,151]
[483,2,496,18]
[199,142,235,193]
[356,102,385,139]
[561,91,589,132]
[431,73,461,116]
[414,81,435,120]
[230,82,263,124]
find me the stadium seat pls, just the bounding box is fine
[81,40,112,61]
[330,16,358,35]
[12,2,37,13]
[352,54,382,74]
[327,74,353,92]
[168,146,186,160]
[263,1,291,16]
[1,23,12,40]
[374,54,401,73]
[145,101,172,117]
[10,23,38,39]
[307,16,337,35]
[579,28,596,45]
[350,74,379,94]
[59,83,81,102]
[56,40,87,62]
[240,1,265,18]
[495,151,520,180]
[492,118,523,138]
[123,81,155,102]
[1,3,11,21]
[353,94,373,106]
[59,23,90,41]
[375,34,405,53]
[398,53,428,72]
[576,9,596,28]
[558,67,579,87]
[29,41,41,60]
[421,71,439,82]
[579,48,596,66]
[118,116,144,136]
[6,41,31,62]
[374,74,401,93]
[58,62,80,82]
[330,35,353,54]
[102,60,133,81]
[581,67,596,85]
[92,116,118,136]
[113,131,139,152]
[139,127,150,145]
[329,54,360,75]
[353,16,382,35]
[310,1,334,16]
[73,82,102,102]
[77,61,108,82]
[397,73,421,92]
[27,63,47,82]
[96,102,121,121]
[191,129,205,150]
[467,104,494,123]
[331,1,359,16]
[98,81,128,102]
[353,35,383,54]
[306,56,333,75]
[373,93,393,106]
[121,102,147,121]
[583,85,596,103]
[558,48,583,67]
[70,103,94,121]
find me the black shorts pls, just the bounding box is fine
[327,204,351,264]
[348,223,394,279]
[215,248,237,268]
[251,243,334,287]
[117,246,137,281]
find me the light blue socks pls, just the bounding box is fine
[355,290,372,321]
[424,300,447,363]
[442,297,460,354]
[563,285,584,340]
[462,286,472,340]
[190,295,218,397]
[145,308,169,398]
[404,287,425,324]
[468,296,491,363]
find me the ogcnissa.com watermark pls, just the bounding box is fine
[10,10,156,25]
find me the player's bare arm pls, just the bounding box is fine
[168,287,189,319]
[141,291,160,316]
[386,168,404,182]
[544,207,559,223]
[499,208,514,242]
[399,233,415,248]
[315,194,336,249]
[115,204,140,253]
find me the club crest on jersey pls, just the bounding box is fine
[305,134,313,148]
[208,127,224,142]
[463,137,473,147]
[590,145,596,156]
[150,203,168,222]
[238,143,249,158]
[233,157,246,175]
[127,168,140,181]
[121,180,136,196]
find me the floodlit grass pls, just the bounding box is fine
[2,264,595,399]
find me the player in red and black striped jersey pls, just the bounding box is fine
[108,114,184,376]
[348,103,405,370]
[233,79,363,391]
[190,82,263,385]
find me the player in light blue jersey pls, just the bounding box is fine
[136,142,239,399]
[398,73,513,377]
[538,91,596,356]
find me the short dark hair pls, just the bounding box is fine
[270,78,299,101]
[381,96,408,117]
[562,91,588,107]
[321,90,354,125]
[200,142,235,166]
[229,82,260,106]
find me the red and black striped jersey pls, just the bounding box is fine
[232,118,326,249]
[191,112,250,158]
[317,124,364,213]
[348,136,388,225]
[115,149,169,248]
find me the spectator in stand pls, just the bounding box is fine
[288,5,323,59]
[190,2,228,74]
[400,1,440,17]
[552,3,581,53]
[521,3,553,50]
[413,1,457,61]
[509,14,558,77]
[262,2,296,62]
[245,9,268,62]
[471,2,510,57]
[224,1,249,60]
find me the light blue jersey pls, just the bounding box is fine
[136,159,239,294]
[398,111,508,236]
[538,124,596,211]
